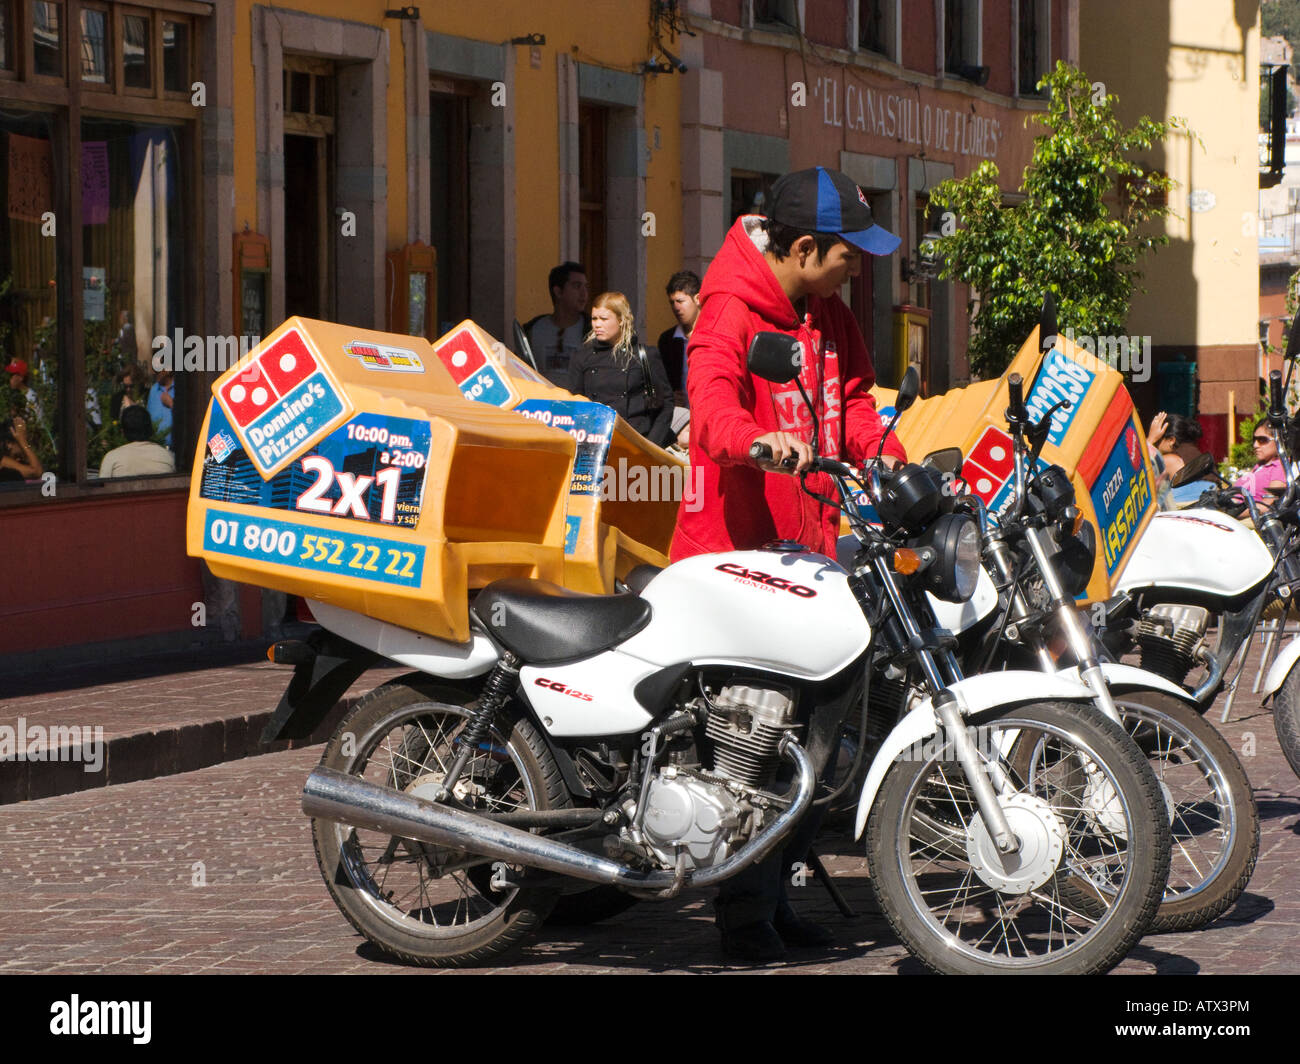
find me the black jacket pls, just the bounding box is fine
[655,326,687,393]
[568,340,675,448]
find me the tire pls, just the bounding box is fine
[311,675,568,967]
[1273,664,1300,782]
[865,700,1171,975]
[1113,691,1259,934]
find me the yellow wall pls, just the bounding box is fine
[229,1,684,339]
[1081,1,1260,348]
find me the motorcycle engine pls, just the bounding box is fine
[1135,604,1209,684]
[637,683,798,870]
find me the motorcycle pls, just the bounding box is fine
[1093,316,1300,781]
[951,350,1258,934]
[273,333,1171,973]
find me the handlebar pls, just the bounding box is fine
[1270,370,1285,421]
[748,441,856,479]
[1007,373,1026,423]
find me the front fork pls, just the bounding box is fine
[868,554,1020,854]
[985,526,1123,727]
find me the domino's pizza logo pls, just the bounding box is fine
[1124,425,1141,470]
[434,326,511,407]
[216,328,352,478]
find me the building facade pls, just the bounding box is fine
[1080,1,1263,458]
[0,0,687,661]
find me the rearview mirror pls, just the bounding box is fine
[1039,292,1057,354]
[747,331,803,383]
[923,446,963,479]
[896,365,921,412]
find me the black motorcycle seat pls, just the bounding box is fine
[471,578,652,664]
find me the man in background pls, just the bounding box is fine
[525,262,589,385]
[656,270,701,405]
[100,404,175,478]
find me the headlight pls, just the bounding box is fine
[876,463,944,534]
[919,513,982,603]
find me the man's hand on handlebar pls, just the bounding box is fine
[751,432,814,473]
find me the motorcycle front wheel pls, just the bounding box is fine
[311,676,567,967]
[865,700,1171,975]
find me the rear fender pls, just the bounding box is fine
[260,630,381,743]
[853,670,1094,839]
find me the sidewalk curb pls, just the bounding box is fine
[0,700,354,806]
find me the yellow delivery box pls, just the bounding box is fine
[187,317,683,642]
[871,327,1156,604]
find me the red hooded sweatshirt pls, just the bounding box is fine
[671,216,907,561]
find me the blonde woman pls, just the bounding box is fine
[568,291,675,447]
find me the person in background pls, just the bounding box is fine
[1233,420,1286,508]
[111,364,140,421]
[524,261,589,386]
[99,404,176,478]
[148,367,175,449]
[656,270,701,405]
[5,357,42,423]
[0,415,41,483]
[1147,412,1204,480]
[567,291,675,448]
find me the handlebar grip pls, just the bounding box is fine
[749,441,773,461]
[1270,370,1285,418]
[1007,373,1025,420]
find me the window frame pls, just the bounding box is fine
[78,1,112,92]
[116,4,154,97]
[852,0,897,62]
[30,0,69,84]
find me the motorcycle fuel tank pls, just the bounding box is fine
[615,549,870,681]
[1118,508,1274,598]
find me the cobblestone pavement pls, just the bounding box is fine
[1,661,1297,975]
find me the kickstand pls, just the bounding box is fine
[807,848,855,918]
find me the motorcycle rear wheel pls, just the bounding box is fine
[865,700,1170,975]
[1112,692,1258,933]
[1273,664,1300,781]
[311,676,567,967]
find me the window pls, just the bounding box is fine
[80,6,108,84]
[33,0,64,78]
[0,117,61,485]
[0,2,12,73]
[282,55,337,322]
[161,20,188,94]
[857,0,894,59]
[1018,0,1049,96]
[945,0,981,78]
[430,80,472,335]
[0,1,202,489]
[730,170,778,228]
[121,10,150,91]
[80,118,188,472]
[752,0,800,31]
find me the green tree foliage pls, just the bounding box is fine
[1263,0,1300,48]
[924,62,1186,378]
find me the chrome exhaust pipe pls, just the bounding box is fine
[303,737,814,891]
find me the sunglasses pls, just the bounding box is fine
[1253,435,1274,444]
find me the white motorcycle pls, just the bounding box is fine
[1093,338,1300,781]
[275,335,1170,973]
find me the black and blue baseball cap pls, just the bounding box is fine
[768,166,901,256]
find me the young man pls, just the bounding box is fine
[672,166,906,964]
[524,262,589,385]
[672,166,906,563]
[656,270,701,402]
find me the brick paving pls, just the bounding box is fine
[0,646,1297,973]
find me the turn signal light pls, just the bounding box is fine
[892,548,922,574]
